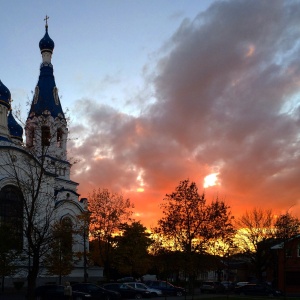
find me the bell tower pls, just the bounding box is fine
[25,16,70,179]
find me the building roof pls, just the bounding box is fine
[271,234,300,250]
[0,80,11,109]
[8,110,23,141]
[39,21,54,53]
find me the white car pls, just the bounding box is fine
[125,282,163,296]
[236,281,249,287]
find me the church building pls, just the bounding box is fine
[0,19,94,284]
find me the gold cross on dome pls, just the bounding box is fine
[44,15,49,27]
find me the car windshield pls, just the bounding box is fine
[120,284,132,290]
[104,284,117,289]
[135,284,147,289]
[87,284,100,291]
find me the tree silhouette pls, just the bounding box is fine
[89,188,134,280]
[43,219,76,284]
[113,221,153,277]
[0,224,23,292]
[235,207,274,281]
[154,179,234,282]
[274,212,300,239]
[0,113,80,299]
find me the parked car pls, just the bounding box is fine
[72,283,121,300]
[234,283,282,297]
[144,280,186,296]
[102,283,151,299]
[221,281,234,291]
[35,284,91,300]
[125,282,162,296]
[235,281,249,287]
[117,277,136,283]
[200,281,225,294]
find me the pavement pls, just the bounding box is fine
[0,288,27,300]
[0,293,237,300]
[0,294,26,300]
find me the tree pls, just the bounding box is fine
[153,179,235,281]
[0,114,83,299]
[76,210,91,283]
[0,147,57,298]
[274,211,300,239]
[149,248,185,282]
[113,221,153,277]
[43,219,77,284]
[89,188,134,280]
[0,224,23,292]
[235,207,275,281]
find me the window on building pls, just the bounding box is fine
[61,217,73,254]
[27,127,35,147]
[0,185,24,250]
[41,125,51,146]
[286,247,292,257]
[57,128,63,147]
[55,167,66,177]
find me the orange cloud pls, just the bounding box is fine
[72,0,300,229]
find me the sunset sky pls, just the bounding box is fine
[2,0,300,228]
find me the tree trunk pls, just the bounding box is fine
[1,275,4,293]
[27,254,39,300]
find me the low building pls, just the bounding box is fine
[271,235,300,295]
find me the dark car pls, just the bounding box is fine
[144,280,186,297]
[125,282,162,297]
[102,283,151,299]
[221,281,234,291]
[72,283,121,300]
[117,277,135,283]
[35,284,91,300]
[234,283,282,297]
[200,281,225,293]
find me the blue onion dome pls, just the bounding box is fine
[39,25,54,53]
[8,110,23,141]
[0,80,11,109]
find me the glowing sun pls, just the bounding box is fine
[203,173,220,188]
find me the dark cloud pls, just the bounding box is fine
[71,0,300,227]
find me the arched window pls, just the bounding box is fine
[41,125,51,146]
[0,185,23,250]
